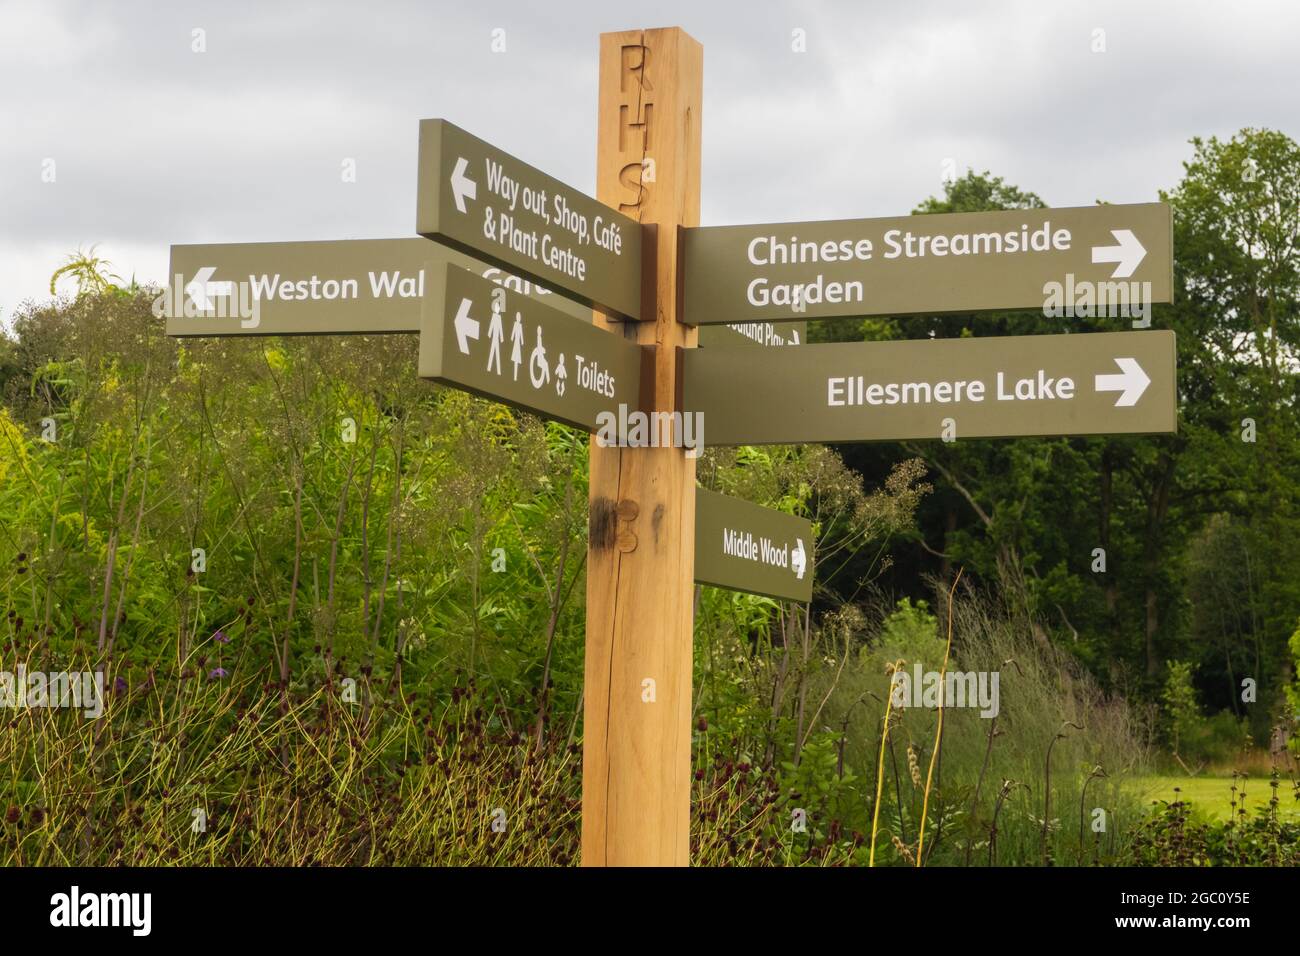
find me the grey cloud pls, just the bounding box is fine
[2,0,1297,319]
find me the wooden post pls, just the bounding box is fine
[582,26,702,867]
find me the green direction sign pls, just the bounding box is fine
[417,119,643,320]
[695,488,813,602]
[683,202,1172,324]
[420,262,645,431]
[698,320,807,348]
[164,238,588,337]
[683,330,1176,446]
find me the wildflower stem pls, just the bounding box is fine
[916,569,962,866]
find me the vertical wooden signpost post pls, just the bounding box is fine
[583,28,702,867]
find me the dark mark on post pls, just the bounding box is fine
[590,497,618,552]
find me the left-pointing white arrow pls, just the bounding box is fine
[454,297,480,354]
[185,266,233,310]
[450,157,477,214]
[1091,229,1146,279]
[1094,357,1151,407]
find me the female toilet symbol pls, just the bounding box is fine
[555,354,567,396]
[529,327,550,389]
[509,314,524,380]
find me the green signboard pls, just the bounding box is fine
[683,330,1176,446]
[695,488,813,602]
[420,263,645,431]
[417,119,643,320]
[697,320,806,348]
[163,238,588,337]
[683,202,1173,324]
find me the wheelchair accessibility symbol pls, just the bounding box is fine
[529,327,550,390]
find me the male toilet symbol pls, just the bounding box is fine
[487,305,504,374]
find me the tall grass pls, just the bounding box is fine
[2,658,583,865]
[816,583,1153,865]
[0,289,1230,867]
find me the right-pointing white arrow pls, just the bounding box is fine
[453,297,480,354]
[792,538,807,580]
[1091,229,1146,279]
[1095,357,1150,407]
[185,266,233,310]
[450,157,477,214]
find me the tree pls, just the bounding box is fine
[49,245,140,300]
[1164,129,1300,730]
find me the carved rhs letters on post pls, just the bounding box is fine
[617,43,653,215]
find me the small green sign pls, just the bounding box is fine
[163,238,583,337]
[417,119,643,320]
[697,320,807,348]
[683,330,1177,445]
[695,488,813,602]
[683,203,1173,324]
[420,263,645,432]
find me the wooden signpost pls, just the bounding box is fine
[698,319,806,348]
[164,238,587,337]
[683,203,1174,324]
[581,27,702,867]
[695,488,813,602]
[162,24,1177,868]
[416,119,646,319]
[418,262,647,431]
[684,330,1176,445]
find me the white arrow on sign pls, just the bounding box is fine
[453,297,480,354]
[1091,229,1146,279]
[792,538,807,580]
[185,266,233,310]
[1094,357,1151,407]
[450,157,477,214]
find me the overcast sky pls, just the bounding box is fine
[2,0,1298,324]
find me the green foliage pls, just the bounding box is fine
[4,125,1297,867]
[873,598,943,667]
[48,245,140,301]
[0,280,933,866]
[914,169,1045,215]
[1126,772,1300,866]
[1288,620,1300,753]
[840,128,1300,742]
[1162,661,1254,765]
[1162,661,1203,756]
[834,586,1151,866]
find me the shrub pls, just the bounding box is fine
[1126,772,1300,866]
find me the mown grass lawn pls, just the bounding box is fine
[1128,775,1299,822]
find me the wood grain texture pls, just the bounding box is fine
[582,26,702,867]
